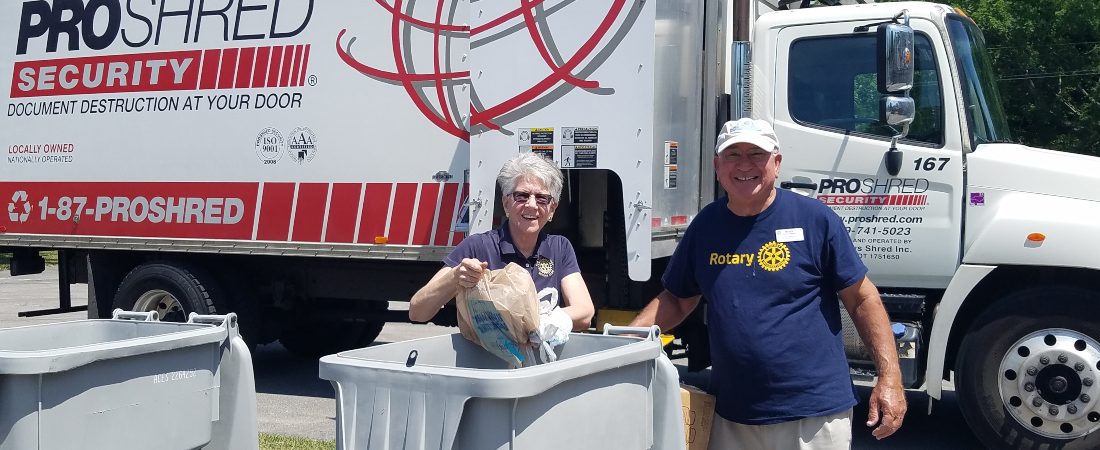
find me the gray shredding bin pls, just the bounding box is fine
[0,311,258,450]
[319,326,685,450]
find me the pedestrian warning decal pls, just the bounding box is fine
[562,145,596,168]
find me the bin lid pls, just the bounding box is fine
[0,319,226,374]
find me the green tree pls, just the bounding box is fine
[937,0,1100,155]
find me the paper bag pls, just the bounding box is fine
[456,262,541,367]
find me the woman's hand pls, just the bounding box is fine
[453,258,489,288]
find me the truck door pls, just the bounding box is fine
[770,19,964,289]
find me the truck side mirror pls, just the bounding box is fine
[877,23,914,93]
[880,96,915,127]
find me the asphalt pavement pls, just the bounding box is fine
[0,267,983,448]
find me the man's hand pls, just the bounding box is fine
[454,258,488,288]
[866,379,906,439]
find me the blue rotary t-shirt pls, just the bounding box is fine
[663,188,867,425]
[443,222,580,315]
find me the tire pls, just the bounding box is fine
[112,262,222,321]
[955,286,1100,449]
[280,319,385,358]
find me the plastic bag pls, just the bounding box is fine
[456,262,541,367]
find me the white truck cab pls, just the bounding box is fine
[753,3,1100,447]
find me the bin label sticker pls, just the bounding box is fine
[153,369,197,384]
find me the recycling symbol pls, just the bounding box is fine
[8,191,31,223]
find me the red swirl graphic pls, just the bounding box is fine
[336,0,627,141]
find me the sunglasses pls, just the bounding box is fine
[509,191,554,206]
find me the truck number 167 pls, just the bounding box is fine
[914,157,950,171]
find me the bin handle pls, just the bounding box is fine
[187,312,238,329]
[602,324,661,341]
[112,309,159,321]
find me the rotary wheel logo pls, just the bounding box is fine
[535,256,554,277]
[8,191,31,223]
[757,241,790,272]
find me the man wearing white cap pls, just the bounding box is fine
[631,118,906,448]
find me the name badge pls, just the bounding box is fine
[776,228,804,243]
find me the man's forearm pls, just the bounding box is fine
[851,297,903,383]
[841,278,902,383]
[629,290,700,332]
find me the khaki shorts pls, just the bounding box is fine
[709,408,853,450]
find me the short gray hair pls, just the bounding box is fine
[497,153,563,201]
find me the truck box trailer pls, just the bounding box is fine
[3,1,1100,448]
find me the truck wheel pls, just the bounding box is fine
[279,320,385,358]
[955,286,1100,449]
[112,262,221,322]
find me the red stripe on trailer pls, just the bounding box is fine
[325,183,362,243]
[451,183,469,246]
[291,183,328,242]
[411,183,441,245]
[236,47,255,88]
[256,183,295,240]
[279,46,295,87]
[253,47,270,88]
[387,183,418,245]
[290,45,305,86]
[670,216,688,225]
[267,46,283,88]
[433,183,460,246]
[357,183,393,244]
[199,49,221,90]
[218,48,238,89]
[297,44,311,86]
[0,182,257,239]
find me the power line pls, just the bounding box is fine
[988,41,1100,50]
[1001,70,1100,81]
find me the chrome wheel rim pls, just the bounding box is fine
[132,289,185,322]
[999,328,1100,439]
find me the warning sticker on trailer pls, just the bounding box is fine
[519,128,555,145]
[562,127,598,145]
[522,145,554,161]
[664,141,679,189]
[561,145,596,168]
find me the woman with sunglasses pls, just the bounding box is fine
[410,152,595,339]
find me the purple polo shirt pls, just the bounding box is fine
[443,221,581,314]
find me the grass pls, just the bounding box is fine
[0,250,58,270]
[259,434,336,450]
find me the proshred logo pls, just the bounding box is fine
[11,0,315,98]
[815,178,929,206]
[16,0,314,55]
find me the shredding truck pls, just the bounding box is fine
[3,0,1099,447]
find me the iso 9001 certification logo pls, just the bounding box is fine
[255,127,285,164]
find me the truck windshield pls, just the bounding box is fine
[946,14,1012,146]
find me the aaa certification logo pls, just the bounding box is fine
[255,127,285,164]
[287,127,317,164]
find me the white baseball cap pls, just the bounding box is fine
[715,118,780,154]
